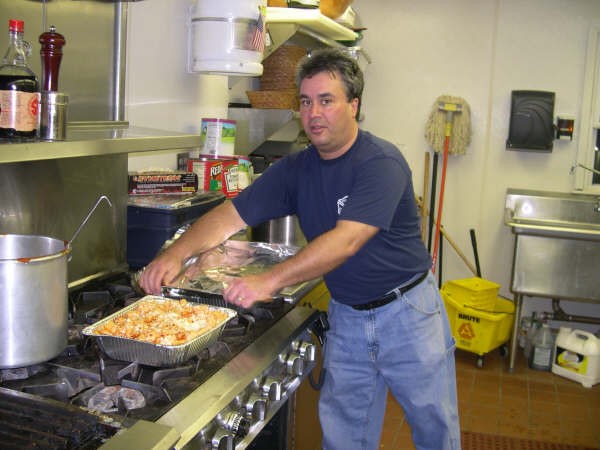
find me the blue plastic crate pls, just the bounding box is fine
[127,193,225,269]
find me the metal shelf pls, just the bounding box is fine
[0,122,201,164]
[265,7,359,58]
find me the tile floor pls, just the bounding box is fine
[379,347,600,449]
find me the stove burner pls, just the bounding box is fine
[87,385,146,414]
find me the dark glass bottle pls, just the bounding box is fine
[0,19,40,139]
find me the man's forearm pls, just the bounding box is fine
[164,201,247,262]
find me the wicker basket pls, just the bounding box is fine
[246,89,299,110]
[319,0,353,19]
[260,44,307,90]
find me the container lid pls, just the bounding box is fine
[127,191,224,210]
[9,19,24,33]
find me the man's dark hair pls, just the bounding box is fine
[296,48,364,117]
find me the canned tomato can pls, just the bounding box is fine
[220,157,238,198]
[187,156,223,192]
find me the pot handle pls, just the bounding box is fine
[68,195,113,248]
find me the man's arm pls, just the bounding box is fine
[224,219,379,307]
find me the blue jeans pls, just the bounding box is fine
[319,271,461,450]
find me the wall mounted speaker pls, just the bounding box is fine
[506,90,555,152]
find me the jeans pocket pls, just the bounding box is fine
[403,280,441,315]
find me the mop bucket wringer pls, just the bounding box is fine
[441,277,515,367]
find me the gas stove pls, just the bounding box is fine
[0,273,326,449]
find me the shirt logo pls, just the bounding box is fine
[337,195,348,215]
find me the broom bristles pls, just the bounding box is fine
[425,95,472,155]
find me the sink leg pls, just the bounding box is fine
[508,293,523,373]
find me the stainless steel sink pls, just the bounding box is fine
[504,188,600,372]
[505,188,600,241]
[505,188,600,302]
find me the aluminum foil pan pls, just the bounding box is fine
[163,239,301,297]
[82,296,236,367]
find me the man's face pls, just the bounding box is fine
[299,70,359,160]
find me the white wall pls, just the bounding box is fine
[125,0,230,171]
[125,0,600,327]
[355,0,600,329]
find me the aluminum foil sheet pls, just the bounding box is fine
[167,240,301,297]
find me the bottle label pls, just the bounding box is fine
[0,90,40,132]
[532,346,552,368]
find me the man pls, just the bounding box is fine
[140,48,460,450]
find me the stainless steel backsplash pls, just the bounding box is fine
[0,0,130,283]
[0,0,124,121]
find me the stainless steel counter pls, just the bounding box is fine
[100,305,322,450]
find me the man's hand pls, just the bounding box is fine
[139,251,183,295]
[223,273,277,309]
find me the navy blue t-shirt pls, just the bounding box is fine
[233,130,431,306]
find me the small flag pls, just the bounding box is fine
[251,6,266,53]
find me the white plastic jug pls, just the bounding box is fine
[552,327,600,388]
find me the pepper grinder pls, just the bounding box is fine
[38,25,68,141]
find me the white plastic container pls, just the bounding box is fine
[188,0,266,76]
[552,327,600,388]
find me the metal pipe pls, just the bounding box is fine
[113,3,127,122]
[551,299,600,325]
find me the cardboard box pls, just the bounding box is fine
[128,171,198,195]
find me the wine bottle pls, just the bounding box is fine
[0,19,40,139]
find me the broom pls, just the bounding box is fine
[425,95,472,273]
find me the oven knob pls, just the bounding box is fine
[195,428,209,448]
[261,376,282,401]
[217,411,251,438]
[285,351,304,376]
[211,428,234,450]
[298,341,316,362]
[245,393,267,421]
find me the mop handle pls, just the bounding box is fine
[431,118,452,273]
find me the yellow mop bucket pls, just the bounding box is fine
[441,278,515,367]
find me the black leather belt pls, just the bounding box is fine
[351,271,429,311]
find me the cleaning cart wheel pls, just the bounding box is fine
[476,356,484,369]
[499,344,508,358]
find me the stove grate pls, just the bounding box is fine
[0,387,120,449]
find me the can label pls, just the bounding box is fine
[187,157,223,192]
[200,118,236,156]
[221,157,238,198]
[237,156,252,191]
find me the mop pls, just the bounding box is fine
[425,95,472,273]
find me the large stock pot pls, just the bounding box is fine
[0,195,112,368]
[0,234,70,368]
